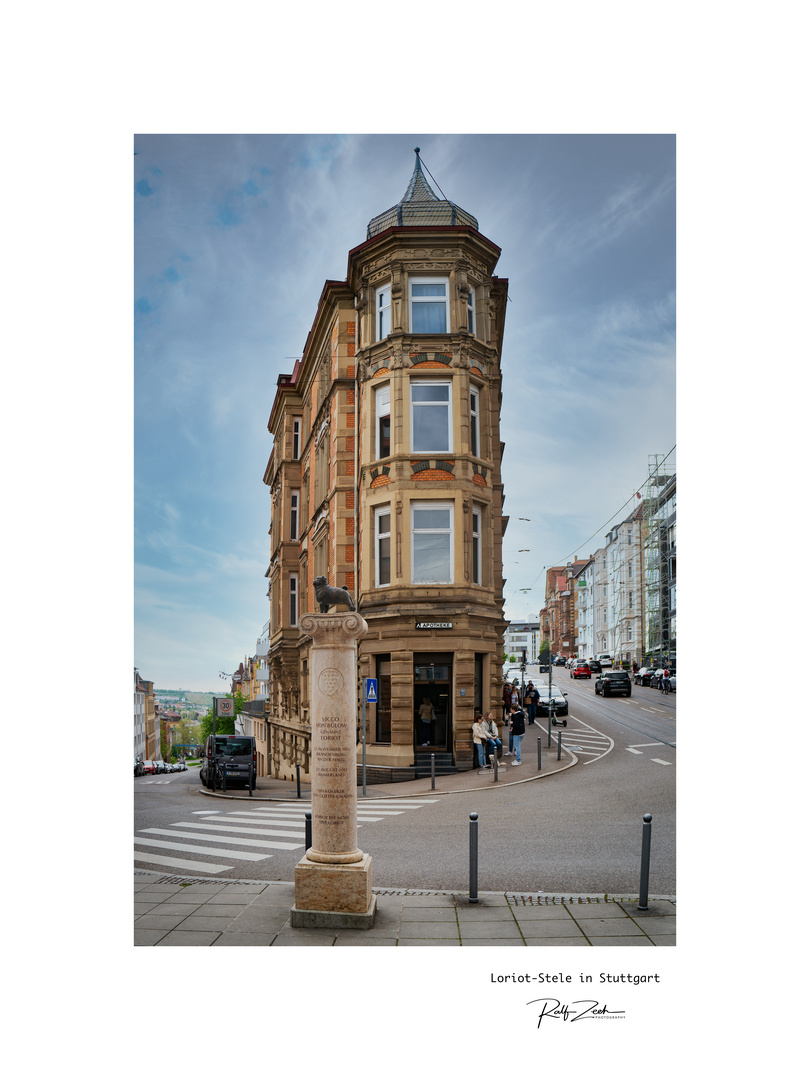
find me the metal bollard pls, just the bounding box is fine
[296,763,301,799]
[431,753,436,791]
[493,752,499,782]
[557,730,562,760]
[248,765,253,797]
[305,810,312,853]
[469,812,479,903]
[547,715,552,748]
[638,813,652,910]
[537,736,542,771]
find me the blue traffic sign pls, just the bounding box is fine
[365,678,378,703]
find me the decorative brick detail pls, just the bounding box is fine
[345,571,355,591]
[345,517,355,537]
[347,412,355,427]
[473,473,488,486]
[347,387,355,405]
[348,343,355,357]
[345,544,355,562]
[414,468,456,482]
[470,366,483,376]
[345,492,355,509]
[345,460,355,475]
[347,365,355,379]
[412,360,451,369]
[435,459,455,473]
[409,352,429,363]
[346,436,355,451]
[347,322,355,336]
[373,367,390,378]
[370,474,392,488]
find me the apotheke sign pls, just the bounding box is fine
[416,622,453,630]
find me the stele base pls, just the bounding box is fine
[291,853,376,929]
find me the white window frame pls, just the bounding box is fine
[472,506,482,586]
[376,284,391,341]
[466,286,475,334]
[470,387,480,457]
[292,418,301,460]
[375,384,391,460]
[411,501,454,584]
[410,379,452,455]
[290,490,299,541]
[375,505,391,588]
[289,573,298,626]
[409,276,449,334]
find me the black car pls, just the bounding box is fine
[588,660,602,674]
[595,671,632,697]
[634,667,655,685]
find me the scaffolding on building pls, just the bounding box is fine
[642,453,676,668]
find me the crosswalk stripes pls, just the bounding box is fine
[134,798,438,876]
[544,725,613,764]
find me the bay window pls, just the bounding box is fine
[411,380,451,453]
[470,388,479,457]
[472,506,482,585]
[376,284,391,341]
[375,384,391,459]
[375,506,391,587]
[411,502,453,583]
[409,277,449,333]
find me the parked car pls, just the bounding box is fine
[554,656,566,666]
[535,684,569,718]
[595,670,632,697]
[661,673,676,694]
[154,761,167,774]
[588,660,602,674]
[134,758,145,777]
[141,760,157,775]
[597,653,613,669]
[634,667,655,686]
[570,661,592,679]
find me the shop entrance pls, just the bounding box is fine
[413,654,453,752]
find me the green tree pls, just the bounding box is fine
[537,639,551,661]
[198,692,243,742]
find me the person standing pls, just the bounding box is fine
[502,681,512,724]
[418,697,433,746]
[524,681,539,725]
[509,703,526,766]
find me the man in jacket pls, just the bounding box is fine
[482,711,503,763]
[508,704,526,765]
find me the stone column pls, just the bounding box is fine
[291,611,376,928]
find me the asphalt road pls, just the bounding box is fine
[134,677,675,895]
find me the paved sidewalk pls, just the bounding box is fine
[134,875,675,946]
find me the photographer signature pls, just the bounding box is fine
[527,998,626,1025]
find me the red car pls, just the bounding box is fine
[141,760,157,775]
[570,661,592,679]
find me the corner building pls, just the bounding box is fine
[263,153,508,779]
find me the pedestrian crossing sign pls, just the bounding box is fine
[365,678,378,703]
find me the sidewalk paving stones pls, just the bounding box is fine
[135,872,675,945]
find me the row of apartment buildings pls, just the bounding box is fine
[539,468,676,666]
[134,669,190,763]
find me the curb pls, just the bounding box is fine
[196,750,579,803]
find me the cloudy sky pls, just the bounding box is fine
[134,134,675,690]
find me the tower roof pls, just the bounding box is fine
[366,148,478,239]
